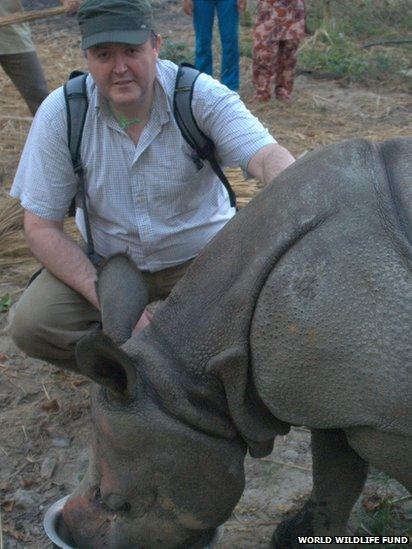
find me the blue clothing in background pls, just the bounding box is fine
[193,0,240,92]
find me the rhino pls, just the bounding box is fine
[60,137,411,548]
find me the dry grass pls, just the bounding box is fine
[247,75,412,155]
[0,193,82,284]
[0,193,28,267]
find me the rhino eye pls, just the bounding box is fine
[118,502,131,514]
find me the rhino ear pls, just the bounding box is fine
[96,254,149,345]
[75,332,137,400]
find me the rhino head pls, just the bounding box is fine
[62,256,247,548]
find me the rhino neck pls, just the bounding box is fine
[123,335,241,442]
[131,214,327,455]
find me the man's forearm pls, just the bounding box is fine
[248,143,295,186]
[25,221,99,309]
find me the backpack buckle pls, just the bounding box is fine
[73,160,83,175]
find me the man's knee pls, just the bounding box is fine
[8,294,50,358]
[8,269,100,362]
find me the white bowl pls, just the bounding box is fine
[206,525,224,548]
[43,495,77,548]
[44,495,224,548]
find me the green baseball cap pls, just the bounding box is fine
[77,0,153,50]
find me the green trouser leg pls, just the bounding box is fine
[0,50,49,115]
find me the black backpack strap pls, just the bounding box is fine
[63,72,102,265]
[64,72,89,178]
[173,63,237,209]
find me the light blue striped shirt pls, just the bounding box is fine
[11,59,275,271]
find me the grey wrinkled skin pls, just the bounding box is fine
[62,138,411,548]
[96,254,149,346]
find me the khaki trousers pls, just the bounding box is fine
[9,260,192,373]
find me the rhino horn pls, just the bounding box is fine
[75,331,137,400]
[96,254,149,345]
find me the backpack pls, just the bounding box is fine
[173,63,236,208]
[63,64,237,263]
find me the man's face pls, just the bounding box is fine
[86,36,161,112]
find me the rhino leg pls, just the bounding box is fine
[272,429,368,548]
[345,427,412,493]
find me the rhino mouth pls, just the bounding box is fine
[45,494,128,548]
[45,495,224,548]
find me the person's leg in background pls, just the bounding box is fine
[193,0,216,77]
[216,0,239,91]
[252,7,278,102]
[0,50,48,115]
[274,38,300,103]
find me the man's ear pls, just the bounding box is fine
[75,332,137,401]
[155,33,162,54]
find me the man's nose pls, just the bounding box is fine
[113,55,128,73]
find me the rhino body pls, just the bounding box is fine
[62,138,411,548]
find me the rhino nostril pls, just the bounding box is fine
[91,486,101,501]
[103,493,131,513]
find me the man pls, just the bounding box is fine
[182,0,245,92]
[252,0,306,103]
[0,0,80,115]
[9,0,295,373]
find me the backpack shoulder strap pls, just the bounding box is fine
[173,63,237,209]
[63,72,101,265]
[63,71,89,174]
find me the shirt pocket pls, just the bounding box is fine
[149,141,205,195]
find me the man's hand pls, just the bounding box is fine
[247,143,295,186]
[183,0,193,16]
[132,308,153,336]
[238,0,247,13]
[60,0,81,14]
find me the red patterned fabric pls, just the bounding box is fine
[252,0,305,101]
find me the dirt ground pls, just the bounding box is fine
[0,2,411,548]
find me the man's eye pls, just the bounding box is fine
[127,48,140,55]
